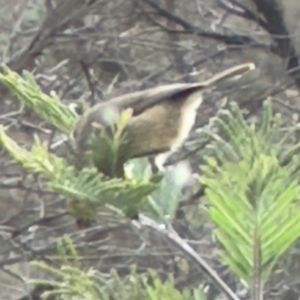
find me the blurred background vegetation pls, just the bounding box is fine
[1,0,300,299]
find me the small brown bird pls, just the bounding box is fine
[73,63,255,171]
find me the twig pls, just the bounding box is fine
[272,97,300,115]
[79,59,96,106]
[2,0,31,62]
[136,215,241,300]
[139,0,267,49]
[216,0,268,31]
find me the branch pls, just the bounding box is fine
[139,0,270,48]
[251,0,300,88]
[79,59,96,106]
[136,215,241,300]
[216,0,269,31]
[7,0,101,73]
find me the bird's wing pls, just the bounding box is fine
[72,62,255,146]
[109,62,255,115]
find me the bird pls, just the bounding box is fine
[72,63,255,174]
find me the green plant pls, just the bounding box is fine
[2,64,300,300]
[199,100,300,298]
[30,237,206,300]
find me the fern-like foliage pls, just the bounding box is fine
[0,126,160,218]
[199,100,300,297]
[0,64,78,133]
[76,108,138,178]
[30,237,206,300]
[0,65,164,219]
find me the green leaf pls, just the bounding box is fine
[0,65,78,133]
[199,100,300,290]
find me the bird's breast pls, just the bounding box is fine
[171,92,203,151]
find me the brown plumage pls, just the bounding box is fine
[73,63,255,170]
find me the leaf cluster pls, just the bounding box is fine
[199,100,300,294]
[30,237,206,300]
[0,65,163,219]
[3,65,300,299]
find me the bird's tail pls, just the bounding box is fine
[194,62,256,88]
